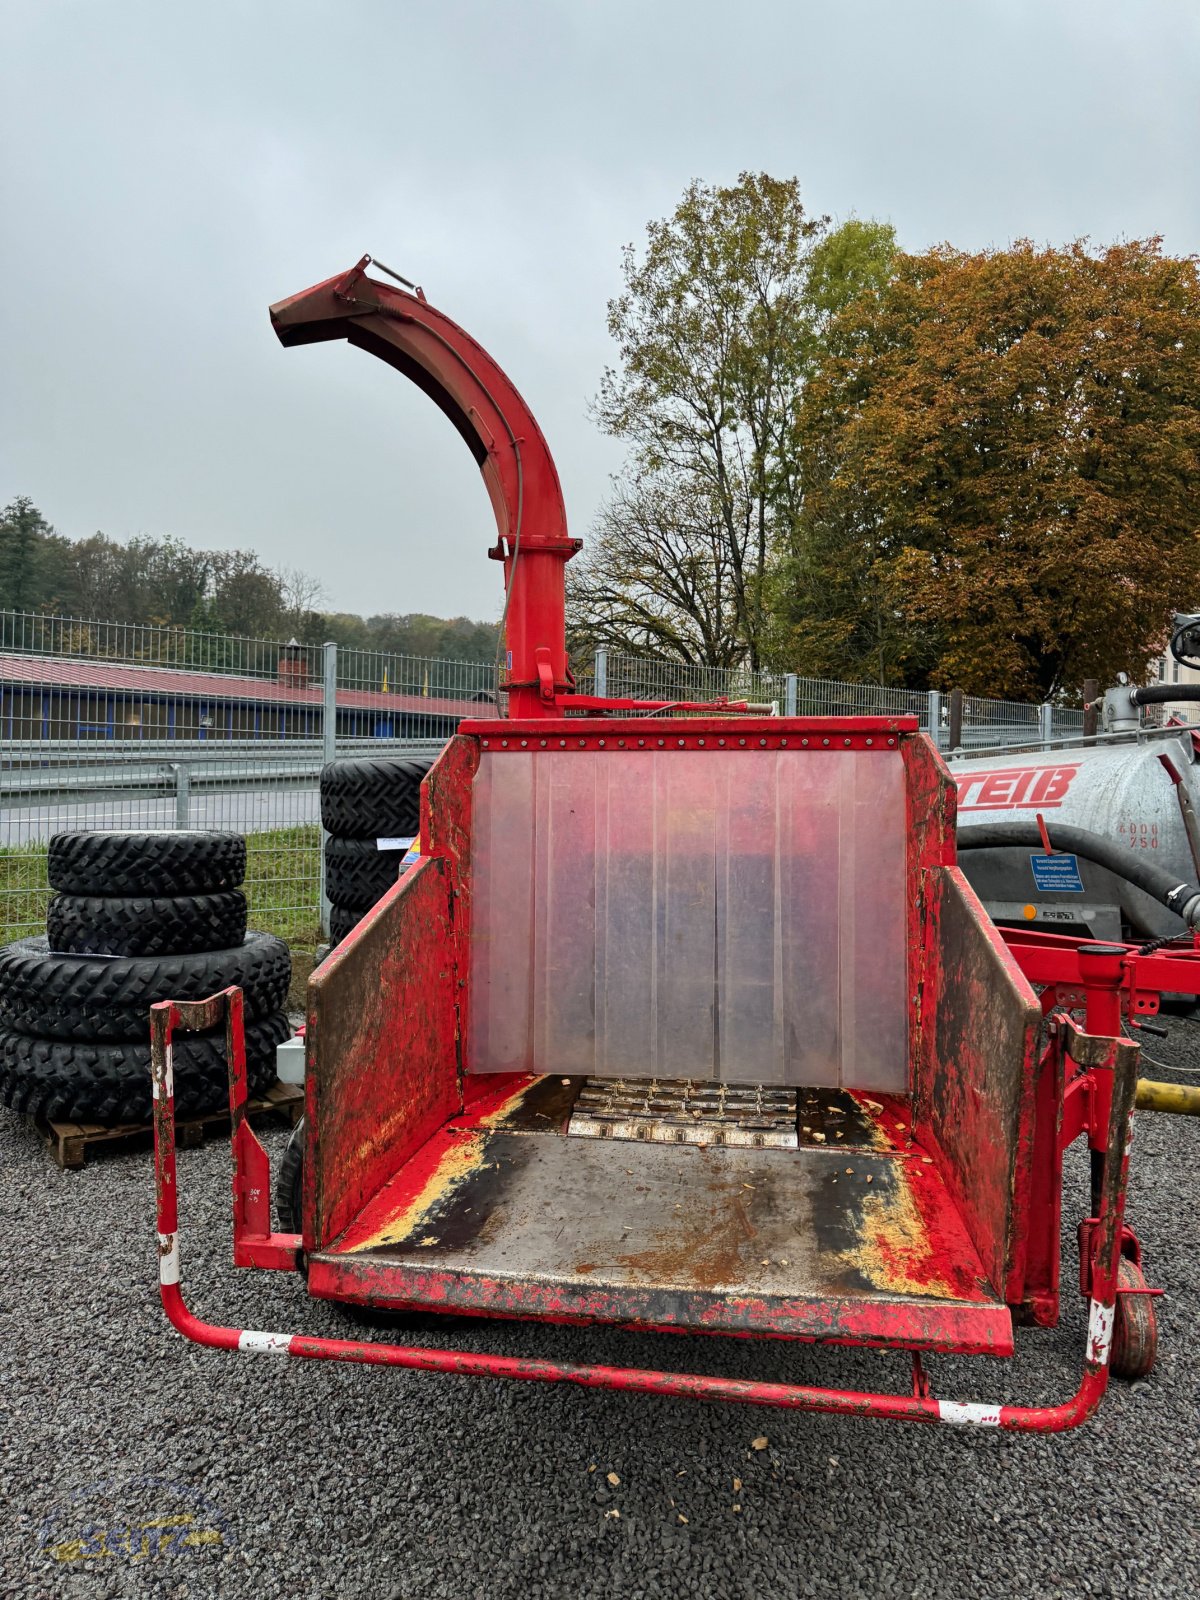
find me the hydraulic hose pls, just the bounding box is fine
[956,821,1200,927]
[1131,683,1200,706]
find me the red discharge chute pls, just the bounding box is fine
[270,257,580,719]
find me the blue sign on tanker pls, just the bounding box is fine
[1029,853,1084,893]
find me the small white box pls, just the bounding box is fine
[275,1033,305,1086]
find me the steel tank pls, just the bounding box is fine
[948,730,1200,939]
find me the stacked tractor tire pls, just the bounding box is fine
[0,831,291,1126]
[322,755,436,943]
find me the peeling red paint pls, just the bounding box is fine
[145,720,1159,1431]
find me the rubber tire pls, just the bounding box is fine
[47,891,248,958]
[325,837,403,909]
[1111,1255,1159,1380]
[0,932,291,1042]
[0,1011,290,1125]
[320,756,434,839]
[276,1116,306,1233]
[48,831,246,896]
[329,904,364,945]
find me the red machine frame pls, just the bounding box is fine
[147,262,1193,1426]
[151,954,1145,1429]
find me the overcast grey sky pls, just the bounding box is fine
[2,0,1197,623]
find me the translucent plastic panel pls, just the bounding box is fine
[468,749,908,1090]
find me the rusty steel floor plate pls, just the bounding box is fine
[312,1124,1012,1353]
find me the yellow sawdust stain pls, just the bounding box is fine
[348,1133,485,1252]
[835,1173,957,1300]
[477,1085,534,1128]
[844,1097,893,1150]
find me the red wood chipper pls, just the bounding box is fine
[151,258,1200,1430]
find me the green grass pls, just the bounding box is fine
[0,841,49,944]
[0,826,323,951]
[244,825,323,948]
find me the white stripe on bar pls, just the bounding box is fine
[157,1231,179,1286]
[237,1330,293,1355]
[937,1400,1002,1427]
[153,1040,174,1102]
[1087,1300,1115,1365]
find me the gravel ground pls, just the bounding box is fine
[2,1025,1198,1600]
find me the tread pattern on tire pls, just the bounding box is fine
[47,891,248,958]
[276,1117,305,1232]
[324,836,403,910]
[48,831,246,896]
[0,932,290,1041]
[320,756,434,839]
[329,904,364,945]
[0,1011,290,1125]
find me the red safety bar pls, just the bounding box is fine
[1002,924,1200,1020]
[149,991,1140,1430]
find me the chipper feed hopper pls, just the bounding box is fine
[150,259,1193,1430]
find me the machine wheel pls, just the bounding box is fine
[47,890,248,958]
[0,932,291,1041]
[320,756,434,839]
[324,837,404,909]
[276,1116,306,1233]
[47,830,246,897]
[1110,1256,1159,1380]
[0,1011,289,1124]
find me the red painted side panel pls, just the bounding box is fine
[902,735,958,1087]
[421,733,478,1072]
[305,857,459,1250]
[422,733,478,868]
[1017,1031,1066,1325]
[914,866,1042,1303]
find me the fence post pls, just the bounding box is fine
[1082,678,1099,741]
[1039,702,1053,750]
[170,764,190,828]
[594,648,608,701]
[948,688,964,751]
[785,674,798,718]
[926,690,942,750]
[319,641,337,940]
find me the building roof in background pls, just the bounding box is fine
[0,651,482,718]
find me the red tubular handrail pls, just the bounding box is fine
[149,995,1137,1432]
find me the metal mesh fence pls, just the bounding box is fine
[954,693,1041,750]
[599,654,789,711]
[0,614,492,949]
[0,608,307,680]
[1,614,1092,952]
[790,675,928,721]
[1051,707,1087,741]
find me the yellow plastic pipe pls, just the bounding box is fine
[1136,1079,1200,1116]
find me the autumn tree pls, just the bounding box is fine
[567,474,745,666]
[771,239,1200,697]
[573,171,895,669]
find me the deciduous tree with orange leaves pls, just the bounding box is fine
[771,239,1200,698]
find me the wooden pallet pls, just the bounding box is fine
[40,1079,305,1170]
